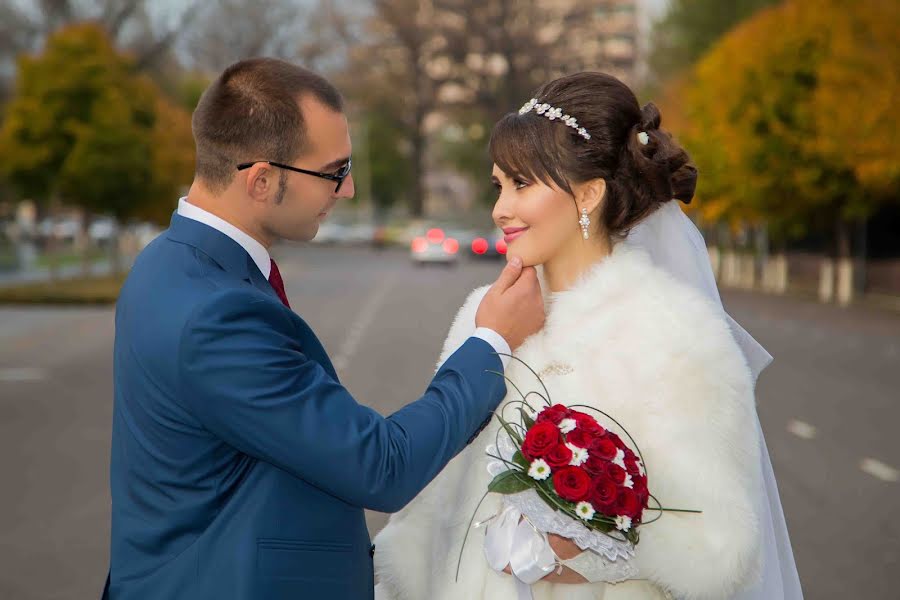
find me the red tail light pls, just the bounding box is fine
[426,228,445,244]
[411,237,428,253]
[443,238,459,254]
[495,239,508,254]
[471,238,488,255]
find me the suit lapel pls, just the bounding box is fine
[166,212,339,381]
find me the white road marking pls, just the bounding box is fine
[860,458,899,483]
[332,274,397,375]
[0,367,47,382]
[787,419,817,440]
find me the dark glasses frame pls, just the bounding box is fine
[236,159,352,193]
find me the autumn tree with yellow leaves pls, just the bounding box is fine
[680,0,899,259]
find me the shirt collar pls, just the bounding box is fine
[176,197,271,279]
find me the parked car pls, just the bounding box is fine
[410,227,460,265]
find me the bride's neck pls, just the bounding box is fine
[543,233,613,293]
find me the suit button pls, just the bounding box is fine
[370,544,375,558]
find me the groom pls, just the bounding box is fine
[102,58,544,599]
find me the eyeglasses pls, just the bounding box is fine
[236,159,352,193]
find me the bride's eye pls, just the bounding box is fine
[513,178,529,190]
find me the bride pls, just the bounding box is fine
[374,72,802,599]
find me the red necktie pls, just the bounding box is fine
[268,258,291,308]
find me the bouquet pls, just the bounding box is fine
[457,356,699,589]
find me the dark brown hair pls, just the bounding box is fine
[489,72,697,239]
[191,57,344,193]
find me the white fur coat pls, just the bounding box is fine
[374,245,763,600]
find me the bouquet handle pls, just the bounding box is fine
[483,504,557,599]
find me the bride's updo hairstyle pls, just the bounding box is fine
[489,72,697,239]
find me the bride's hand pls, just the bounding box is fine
[501,533,588,584]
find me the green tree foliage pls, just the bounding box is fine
[0,23,193,224]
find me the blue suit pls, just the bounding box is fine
[104,213,506,599]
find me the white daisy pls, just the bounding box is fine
[575,501,595,521]
[615,515,633,532]
[558,418,577,434]
[528,459,551,481]
[566,442,589,467]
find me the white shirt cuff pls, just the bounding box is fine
[471,328,511,369]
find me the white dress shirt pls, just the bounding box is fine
[178,197,271,278]
[176,198,511,366]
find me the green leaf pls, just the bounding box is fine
[512,451,529,469]
[488,471,533,495]
[496,413,523,446]
[518,407,535,430]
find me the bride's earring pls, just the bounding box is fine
[579,208,591,240]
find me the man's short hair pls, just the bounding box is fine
[191,58,344,193]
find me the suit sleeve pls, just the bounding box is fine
[177,288,506,513]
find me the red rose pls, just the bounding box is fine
[624,456,640,476]
[615,488,642,519]
[536,404,570,425]
[632,474,648,495]
[545,443,574,468]
[583,454,609,477]
[521,422,561,459]
[552,466,592,503]
[607,463,627,485]
[606,431,624,447]
[590,475,619,512]
[566,428,593,450]
[591,437,618,460]
[572,412,605,436]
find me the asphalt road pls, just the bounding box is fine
[0,244,897,599]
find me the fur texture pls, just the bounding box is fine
[374,245,763,600]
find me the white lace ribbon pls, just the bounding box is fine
[483,504,557,600]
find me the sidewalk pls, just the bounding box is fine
[0,260,119,288]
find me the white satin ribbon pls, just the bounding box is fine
[483,504,558,600]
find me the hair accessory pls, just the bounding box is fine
[637,131,650,146]
[519,98,591,140]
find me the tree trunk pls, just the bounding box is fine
[44,200,61,282]
[80,211,92,277]
[835,216,854,306]
[409,48,427,219]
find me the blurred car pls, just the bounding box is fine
[311,222,348,244]
[343,223,377,245]
[469,230,507,259]
[410,227,460,265]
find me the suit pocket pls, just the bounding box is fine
[257,539,354,581]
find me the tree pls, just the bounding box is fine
[345,0,612,216]
[0,0,199,100]
[647,0,781,90]
[0,23,194,271]
[679,0,899,303]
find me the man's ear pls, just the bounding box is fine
[576,177,606,216]
[245,163,275,202]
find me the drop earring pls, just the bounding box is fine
[579,208,591,240]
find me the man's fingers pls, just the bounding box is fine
[492,256,523,293]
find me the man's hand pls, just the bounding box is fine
[475,256,544,351]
